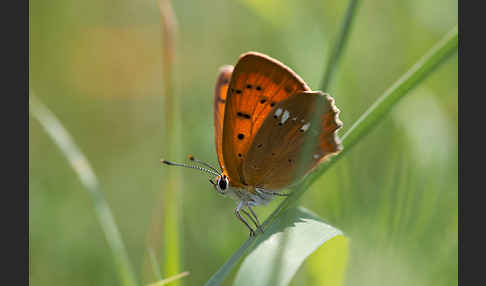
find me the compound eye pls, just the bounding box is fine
[218,176,227,190]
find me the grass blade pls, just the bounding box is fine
[204,239,254,286]
[320,0,361,92]
[149,248,163,281]
[204,26,457,286]
[147,271,190,286]
[143,0,183,283]
[29,93,138,286]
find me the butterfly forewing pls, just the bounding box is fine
[222,52,310,187]
[242,91,342,190]
[214,65,234,172]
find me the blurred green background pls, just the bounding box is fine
[29,0,458,285]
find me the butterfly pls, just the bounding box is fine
[162,52,342,236]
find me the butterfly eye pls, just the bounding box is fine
[218,177,227,190]
[215,175,229,194]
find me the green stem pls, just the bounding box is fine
[148,272,190,286]
[29,93,138,286]
[149,248,163,281]
[320,0,361,92]
[158,0,183,283]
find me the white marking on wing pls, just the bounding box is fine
[300,122,311,132]
[281,110,290,124]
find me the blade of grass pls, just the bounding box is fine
[204,239,255,286]
[147,271,190,286]
[29,93,138,286]
[204,26,457,286]
[144,0,183,283]
[320,0,361,92]
[149,248,163,281]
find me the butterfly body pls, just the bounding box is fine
[163,52,342,236]
[222,183,274,207]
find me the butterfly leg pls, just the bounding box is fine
[247,205,264,234]
[241,207,263,234]
[234,201,256,236]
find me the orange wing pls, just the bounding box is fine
[243,91,342,190]
[214,65,233,172]
[222,52,310,188]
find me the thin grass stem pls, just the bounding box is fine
[147,271,190,286]
[320,0,361,92]
[149,248,163,281]
[29,93,138,286]
[157,0,183,284]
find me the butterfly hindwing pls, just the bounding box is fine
[214,65,234,172]
[242,91,342,190]
[221,52,310,187]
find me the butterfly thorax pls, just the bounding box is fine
[227,186,274,206]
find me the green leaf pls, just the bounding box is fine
[306,234,349,286]
[233,207,348,286]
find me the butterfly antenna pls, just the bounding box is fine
[187,154,221,173]
[161,159,220,177]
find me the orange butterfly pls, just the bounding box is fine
[163,52,342,236]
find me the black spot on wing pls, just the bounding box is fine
[237,112,251,119]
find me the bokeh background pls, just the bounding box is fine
[29,0,458,285]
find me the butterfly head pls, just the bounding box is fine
[212,174,230,195]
